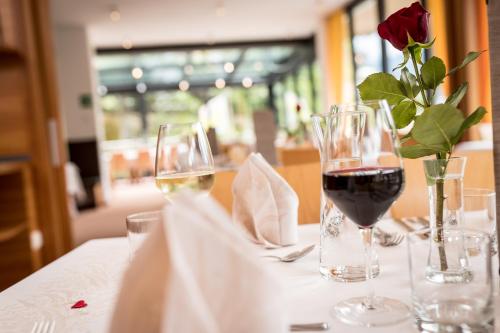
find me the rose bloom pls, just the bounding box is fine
[377,2,430,50]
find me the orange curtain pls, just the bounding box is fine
[476,0,492,122]
[324,9,352,105]
[428,0,491,127]
[427,0,450,95]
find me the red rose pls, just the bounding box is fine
[377,2,429,50]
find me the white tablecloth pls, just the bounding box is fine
[0,222,498,333]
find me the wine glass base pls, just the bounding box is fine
[332,296,410,327]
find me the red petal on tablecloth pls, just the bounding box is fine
[71,300,87,309]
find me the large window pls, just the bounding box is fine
[95,39,321,145]
[348,0,427,95]
[350,0,383,86]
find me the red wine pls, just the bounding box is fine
[323,167,404,228]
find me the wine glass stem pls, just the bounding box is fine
[360,227,375,309]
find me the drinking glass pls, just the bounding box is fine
[464,188,498,293]
[464,188,496,248]
[323,100,409,326]
[407,228,494,332]
[155,122,215,200]
[126,211,162,258]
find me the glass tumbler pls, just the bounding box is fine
[464,188,498,293]
[407,228,494,332]
[126,211,162,258]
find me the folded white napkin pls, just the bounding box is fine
[110,192,287,333]
[232,153,299,248]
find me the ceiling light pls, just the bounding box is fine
[184,65,194,75]
[179,80,190,91]
[131,67,143,79]
[215,78,226,89]
[122,39,133,50]
[136,82,147,94]
[223,62,234,73]
[191,50,204,63]
[97,85,108,96]
[242,77,253,88]
[109,6,121,22]
[254,61,263,72]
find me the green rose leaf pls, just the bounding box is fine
[400,143,447,159]
[358,73,406,105]
[411,104,464,151]
[421,56,446,89]
[451,106,487,145]
[448,51,485,76]
[445,82,468,107]
[392,101,416,129]
[400,68,420,99]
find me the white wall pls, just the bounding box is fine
[53,25,98,142]
[52,25,111,204]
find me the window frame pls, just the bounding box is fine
[346,0,428,97]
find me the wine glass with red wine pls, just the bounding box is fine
[322,100,409,327]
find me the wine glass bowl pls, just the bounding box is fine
[154,122,215,200]
[322,100,409,327]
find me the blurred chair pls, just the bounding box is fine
[109,152,130,180]
[253,110,278,164]
[137,149,154,177]
[390,148,494,219]
[456,148,494,190]
[277,146,320,166]
[206,127,220,156]
[211,162,321,224]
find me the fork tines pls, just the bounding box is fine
[31,320,55,333]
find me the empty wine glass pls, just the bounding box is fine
[323,100,409,327]
[154,122,215,200]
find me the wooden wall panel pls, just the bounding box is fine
[0,163,41,291]
[0,0,26,52]
[0,65,30,155]
[23,0,72,259]
[0,0,71,288]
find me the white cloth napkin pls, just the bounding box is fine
[110,192,287,333]
[232,153,299,248]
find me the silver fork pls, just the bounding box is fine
[374,227,404,247]
[262,244,315,262]
[31,320,55,333]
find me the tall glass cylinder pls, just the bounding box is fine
[423,157,468,282]
[424,157,467,229]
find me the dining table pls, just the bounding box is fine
[0,220,498,333]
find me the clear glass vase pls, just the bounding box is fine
[423,157,470,283]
